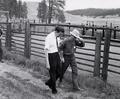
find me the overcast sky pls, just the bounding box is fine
[21,0,120,10]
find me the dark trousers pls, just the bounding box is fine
[46,52,61,90]
[60,54,79,88]
[0,40,2,61]
[0,48,2,61]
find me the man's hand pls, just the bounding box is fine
[76,37,85,47]
[60,57,64,63]
[59,51,64,62]
[0,35,2,39]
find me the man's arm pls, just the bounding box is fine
[58,39,66,62]
[44,36,50,69]
[59,50,64,62]
[44,36,49,51]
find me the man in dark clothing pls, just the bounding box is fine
[0,28,3,63]
[59,29,85,91]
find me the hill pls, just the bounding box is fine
[67,8,120,17]
[65,12,120,26]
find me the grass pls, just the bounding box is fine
[2,47,120,99]
[2,48,48,76]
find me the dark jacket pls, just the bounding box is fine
[59,36,85,55]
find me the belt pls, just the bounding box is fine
[63,53,74,56]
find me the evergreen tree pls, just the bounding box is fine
[0,0,27,19]
[37,0,47,23]
[21,2,28,18]
[0,0,4,10]
[3,0,18,19]
[17,0,22,18]
[47,0,65,23]
[37,2,42,22]
[57,10,66,23]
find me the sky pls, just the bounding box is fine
[20,0,120,10]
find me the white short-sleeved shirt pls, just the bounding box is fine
[45,31,59,53]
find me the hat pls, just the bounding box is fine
[70,29,81,39]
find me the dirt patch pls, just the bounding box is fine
[0,62,96,99]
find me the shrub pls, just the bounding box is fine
[3,48,16,61]
[84,77,105,91]
[25,59,33,69]
[14,55,26,67]
[2,48,48,76]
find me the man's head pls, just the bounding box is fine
[55,26,64,37]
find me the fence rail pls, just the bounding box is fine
[1,22,120,81]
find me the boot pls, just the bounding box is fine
[73,78,80,90]
[72,75,84,91]
[52,89,57,94]
[45,81,52,89]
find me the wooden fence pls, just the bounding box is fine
[1,22,120,81]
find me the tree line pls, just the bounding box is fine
[67,8,120,17]
[0,0,27,19]
[0,0,66,23]
[37,0,66,23]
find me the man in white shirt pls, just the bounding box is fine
[44,26,64,94]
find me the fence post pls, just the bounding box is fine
[5,23,12,51]
[92,25,94,36]
[113,27,116,39]
[24,22,31,59]
[93,32,102,77]
[82,27,85,35]
[110,23,112,38]
[101,30,111,81]
[18,23,22,34]
[102,26,105,38]
[68,23,71,33]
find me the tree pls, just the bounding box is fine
[37,0,66,23]
[0,0,27,19]
[3,0,18,19]
[21,2,28,18]
[57,10,66,23]
[37,2,42,22]
[37,0,47,23]
[16,1,28,19]
[0,0,5,10]
[47,0,65,23]
[17,0,22,18]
